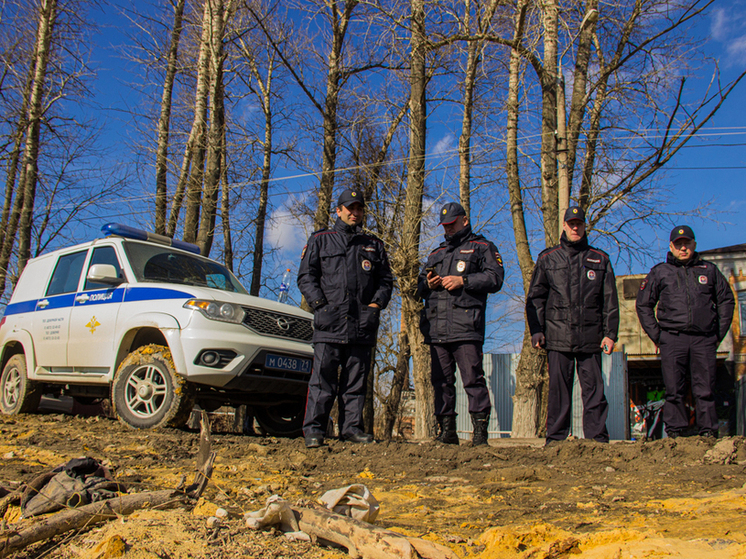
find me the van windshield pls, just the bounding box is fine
[123,241,248,294]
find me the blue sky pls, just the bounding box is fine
[80,0,746,312]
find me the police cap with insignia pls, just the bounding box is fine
[338,188,365,208]
[439,202,467,225]
[669,225,695,242]
[563,206,585,222]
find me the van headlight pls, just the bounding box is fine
[184,299,245,324]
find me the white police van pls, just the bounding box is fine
[0,224,314,436]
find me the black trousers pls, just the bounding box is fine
[659,330,718,434]
[430,342,491,416]
[546,350,609,443]
[303,342,371,438]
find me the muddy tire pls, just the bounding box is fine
[112,344,195,429]
[255,401,305,438]
[0,354,42,415]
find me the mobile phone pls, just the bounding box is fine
[425,266,437,275]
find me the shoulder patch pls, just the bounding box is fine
[640,279,647,290]
[301,245,307,259]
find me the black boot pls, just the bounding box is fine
[471,412,489,446]
[435,415,459,444]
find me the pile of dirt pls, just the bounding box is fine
[2,411,746,558]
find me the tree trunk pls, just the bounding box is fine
[458,34,478,218]
[382,330,410,440]
[402,0,433,440]
[168,0,212,240]
[312,0,358,231]
[505,0,545,438]
[0,57,35,296]
[154,0,186,235]
[17,0,58,276]
[564,0,598,192]
[539,0,559,246]
[220,120,233,271]
[248,50,276,296]
[197,0,229,256]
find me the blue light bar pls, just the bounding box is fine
[101,223,201,255]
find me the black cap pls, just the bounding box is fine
[439,202,466,225]
[670,225,695,242]
[564,206,585,222]
[337,188,365,208]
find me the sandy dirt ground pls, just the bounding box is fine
[2,407,746,559]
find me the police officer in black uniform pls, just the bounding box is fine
[636,225,734,438]
[417,202,504,446]
[297,188,394,448]
[526,206,619,444]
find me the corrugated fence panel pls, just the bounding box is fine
[570,352,628,440]
[454,353,517,440]
[452,352,627,440]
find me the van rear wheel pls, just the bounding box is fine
[112,345,194,429]
[255,401,305,438]
[0,354,42,415]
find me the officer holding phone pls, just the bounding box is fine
[417,202,504,446]
[525,206,619,445]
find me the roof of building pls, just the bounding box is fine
[699,243,746,255]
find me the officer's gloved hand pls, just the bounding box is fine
[531,333,545,349]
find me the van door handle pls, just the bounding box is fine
[37,299,49,308]
[75,294,90,304]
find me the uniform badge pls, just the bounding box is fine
[495,252,503,266]
[301,245,307,259]
[456,260,466,272]
[587,270,596,281]
[640,279,647,290]
[699,275,708,284]
[362,259,372,271]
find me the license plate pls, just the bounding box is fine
[264,354,312,374]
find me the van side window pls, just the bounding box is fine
[84,246,124,291]
[46,251,88,296]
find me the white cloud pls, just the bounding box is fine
[709,3,746,65]
[265,206,311,258]
[726,35,746,62]
[710,8,729,41]
[431,134,455,156]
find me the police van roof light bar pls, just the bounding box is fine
[101,223,201,255]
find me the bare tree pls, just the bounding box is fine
[502,0,746,437]
[234,1,289,296]
[154,0,187,236]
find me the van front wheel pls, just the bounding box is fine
[112,345,194,429]
[0,354,42,415]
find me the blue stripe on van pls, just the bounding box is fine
[74,288,125,306]
[38,293,76,312]
[4,286,194,316]
[4,299,38,316]
[124,286,193,302]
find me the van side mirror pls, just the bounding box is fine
[87,264,123,285]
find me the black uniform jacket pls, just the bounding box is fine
[635,252,734,345]
[416,226,504,344]
[297,218,394,345]
[526,233,619,353]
